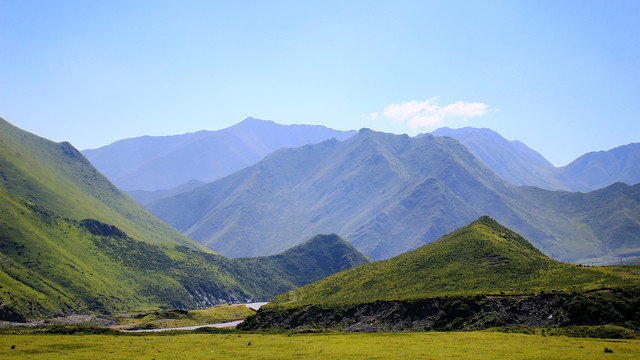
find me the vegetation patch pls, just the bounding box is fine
[486,325,638,339]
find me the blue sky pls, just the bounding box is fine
[1,0,638,166]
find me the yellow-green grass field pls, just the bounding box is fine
[1,331,639,359]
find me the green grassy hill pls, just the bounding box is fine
[270,217,639,305]
[0,189,229,321]
[0,117,198,248]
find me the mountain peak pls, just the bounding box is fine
[456,215,546,257]
[237,117,275,126]
[471,215,499,227]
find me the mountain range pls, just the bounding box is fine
[0,117,369,321]
[83,119,640,207]
[432,127,640,192]
[82,117,356,192]
[149,128,640,264]
[3,114,639,322]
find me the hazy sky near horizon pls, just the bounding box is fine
[1,0,638,166]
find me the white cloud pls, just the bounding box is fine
[368,97,489,129]
[366,112,380,121]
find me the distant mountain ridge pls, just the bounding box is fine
[149,128,640,264]
[431,127,568,190]
[126,180,206,206]
[82,117,356,191]
[432,127,640,191]
[561,142,640,191]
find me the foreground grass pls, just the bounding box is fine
[1,331,639,359]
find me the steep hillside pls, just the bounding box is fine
[271,217,634,305]
[432,127,640,191]
[150,129,640,263]
[0,189,244,320]
[82,117,356,191]
[0,117,197,248]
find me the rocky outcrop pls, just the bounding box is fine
[239,290,640,332]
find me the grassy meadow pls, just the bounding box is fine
[0,331,639,359]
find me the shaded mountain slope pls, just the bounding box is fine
[270,217,638,305]
[150,129,640,264]
[0,117,196,248]
[432,127,640,191]
[231,234,372,299]
[82,117,356,191]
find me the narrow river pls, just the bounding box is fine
[121,302,268,333]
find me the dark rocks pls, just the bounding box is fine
[239,290,640,332]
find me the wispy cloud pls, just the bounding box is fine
[369,97,489,129]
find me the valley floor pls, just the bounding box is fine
[1,331,639,359]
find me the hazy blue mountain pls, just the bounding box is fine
[431,127,570,190]
[126,179,206,206]
[83,117,356,191]
[561,143,640,191]
[431,127,640,191]
[149,129,640,264]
